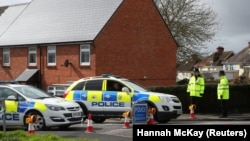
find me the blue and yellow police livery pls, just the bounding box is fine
[0,84,83,130]
[63,74,182,123]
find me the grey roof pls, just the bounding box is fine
[15,69,38,82]
[0,4,28,36]
[0,0,123,46]
[226,46,250,64]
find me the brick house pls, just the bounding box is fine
[0,0,178,91]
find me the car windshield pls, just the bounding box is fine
[122,80,149,92]
[13,85,52,99]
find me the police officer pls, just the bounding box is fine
[217,70,229,118]
[187,67,205,114]
[110,82,121,91]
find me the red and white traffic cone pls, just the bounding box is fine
[148,113,155,125]
[189,104,196,119]
[27,114,36,134]
[27,123,35,134]
[147,108,156,125]
[123,116,130,128]
[85,114,94,133]
[122,111,130,129]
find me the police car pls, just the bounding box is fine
[0,84,83,130]
[63,74,182,123]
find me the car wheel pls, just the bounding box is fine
[92,116,106,123]
[24,111,45,131]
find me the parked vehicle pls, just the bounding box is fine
[63,74,182,123]
[47,84,71,97]
[0,84,83,130]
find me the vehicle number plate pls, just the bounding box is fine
[72,112,81,117]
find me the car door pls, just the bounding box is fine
[83,79,104,113]
[0,87,22,126]
[103,80,132,113]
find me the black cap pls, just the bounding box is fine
[193,68,199,73]
[219,70,225,75]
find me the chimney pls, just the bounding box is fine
[213,46,224,62]
[217,46,224,55]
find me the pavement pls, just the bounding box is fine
[173,113,250,121]
[110,113,250,123]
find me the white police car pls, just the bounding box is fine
[63,74,182,123]
[0,84,83,130]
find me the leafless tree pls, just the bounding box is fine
[154,0,220,62]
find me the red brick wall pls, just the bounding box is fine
[95,0,177,87]
[0,47,29,80]
[0,0,177,90]
[0,45,97,90]
[39,44,96,90]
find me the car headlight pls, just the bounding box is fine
[46,104,65,111]
[159,96,172,102]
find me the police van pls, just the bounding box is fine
[0,84,83,130]
[63,74,182,123]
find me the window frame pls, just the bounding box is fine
[2,48,10,66]
[28,47,37,66]
[85,80,103,91]
[47,46,56,66]
[80,44,90,66]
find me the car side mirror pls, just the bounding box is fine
[7,95,17,101]
[122,87,130,94]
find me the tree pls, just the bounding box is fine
[154,0,219,62]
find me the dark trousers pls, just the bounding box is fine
[219,100,228,117]
[190,96,202,113]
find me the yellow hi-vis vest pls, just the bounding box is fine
[187,76,205,97]
[217,76,229,100]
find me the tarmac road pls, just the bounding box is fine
[3,113,250,141]
[36,120,133,141]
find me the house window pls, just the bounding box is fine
[230,65,233,70]
[47,46,56,66]
[225,65,229,71]
[80,44,90,66]
[28,47,37,66]
[2,48,10,66]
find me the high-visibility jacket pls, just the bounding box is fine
[187,76,205,97]
[217,76,229,100]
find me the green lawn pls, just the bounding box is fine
[0,130,98,141]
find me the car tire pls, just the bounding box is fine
[92,116,106,123]
[24,111,46,131]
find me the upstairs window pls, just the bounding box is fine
[28,47,37,66]
[47,46,56,66]
[80,44,90,66]
[2,48,10,66]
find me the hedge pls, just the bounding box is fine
[148,84,250,114]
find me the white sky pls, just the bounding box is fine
[0,0,249,54]
[202,0,250,54]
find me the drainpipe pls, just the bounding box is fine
[38,45,42,89]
